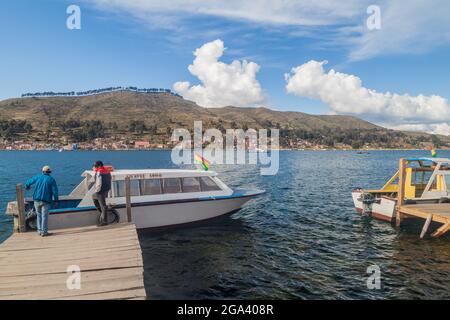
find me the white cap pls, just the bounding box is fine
[42,165,52,173]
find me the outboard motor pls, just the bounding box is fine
[96,207,120,225]
[358,192,376,216]
[25,207,38,231]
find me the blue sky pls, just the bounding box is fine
[1,0,449,134]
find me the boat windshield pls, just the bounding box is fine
[199,177,222,191]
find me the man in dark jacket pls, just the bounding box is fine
[92,161,112,226]
[25,166,59,236]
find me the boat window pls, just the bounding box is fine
[115,180,140,197]
[162,178,182,194]
[114,181,124,197]
[422,171,433,184]
[413,169,433,186]
[182,177,201,193]
[141,179,162,195]
[130,180,140,196]
[199,176,221,191]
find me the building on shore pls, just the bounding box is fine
[134,141,151,149]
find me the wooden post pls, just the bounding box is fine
[125,176,132,222]
[431,221,450,238]
[420,214,433,239]
[396,158,407,227]
[16,184,26,233]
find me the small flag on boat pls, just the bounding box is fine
[195,154,210,171]
[431,148,437,158]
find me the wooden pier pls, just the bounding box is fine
[0,181,146,300]
[396,158,450,238]
[0,223,146,300]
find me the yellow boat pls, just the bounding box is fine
[352,157,450,222]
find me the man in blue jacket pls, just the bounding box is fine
[25,166,59,236]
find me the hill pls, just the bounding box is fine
[0,91,378,130]
[0,91,447,150]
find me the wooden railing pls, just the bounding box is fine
[13,178,133,233]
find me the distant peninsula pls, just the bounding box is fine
[0,89,448,151]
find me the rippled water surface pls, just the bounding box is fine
[1,150,449,299]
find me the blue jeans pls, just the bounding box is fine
[34,201,50,235]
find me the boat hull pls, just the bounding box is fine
[44,194,259,230]
[351,190,396,223]
[119,196,253,229]
[47,208,99,230]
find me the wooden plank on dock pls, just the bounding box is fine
[400,204,450,223]
[0,223,146,300]
[398,203,450,238]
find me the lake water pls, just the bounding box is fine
[0,150,449,299]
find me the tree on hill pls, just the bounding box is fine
[0,120,33,139]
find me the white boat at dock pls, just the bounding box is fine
[352,157,450,222]
[6,169,264,230]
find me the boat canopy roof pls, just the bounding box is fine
[82,169,217,180]
[406,157,450,163]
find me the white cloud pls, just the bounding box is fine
[285,60,450,135]
[432,123,450,136]
[88,0,366,27]
[173,39,265,108]
[387,123,450,136]
[87,0,450,61]
[349,0,450,61]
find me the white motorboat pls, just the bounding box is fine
[6,168,265,230]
